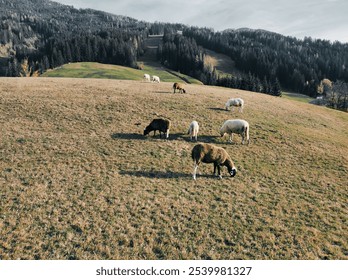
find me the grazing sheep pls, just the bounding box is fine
[225,98,244,112]
[173,82,186,93]
[144,118,170,139]
[220,119,250,145]
[187,121,199,141]
[152,75,160,83]
[191,143,237,180]
[143,73,151,82]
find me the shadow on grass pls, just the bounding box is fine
[112,133,186,141]
[111,133,221,143]
[208,107,227,112]
[119,170,191,179]
[172,133,221,143]
[196,135,221,143]
[111,133,144,140]
[169,134,221,143]
[120,170,220,180]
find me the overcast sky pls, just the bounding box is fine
[54,0,348,43]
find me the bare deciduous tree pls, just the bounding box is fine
[326,80,348,111]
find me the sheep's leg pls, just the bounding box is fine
[166,129,169,139]
[217,165,222,179]
[229,133,233,143]
[213,162,217,176]
[193,162,199,180]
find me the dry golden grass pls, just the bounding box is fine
[0,77,347,260]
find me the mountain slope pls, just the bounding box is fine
[1,0,348,107]
[0,0,146,75]
[1,77,347,259]
[41,62,203,84]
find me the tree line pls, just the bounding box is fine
[156,32,282,96]
[1,0,347,106]
[156,32,217,85]
[7,30,146,76]
[182,27,348,97]
[1,0,147,76]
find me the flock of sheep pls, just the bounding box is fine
[143,73,160,83]
[143,73,185,93]
[142,74,250,180]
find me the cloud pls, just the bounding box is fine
[55,0,348,42]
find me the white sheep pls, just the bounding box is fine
[225,98,244,112]
[191,143,237,180]
[187,121,199,141]
[220,119,250,145]
[152,75,160,83]
[143,73,151,82]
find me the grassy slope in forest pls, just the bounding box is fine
[203,49,315,103]
[0,77,347,260]
[41,51,314,103]
[41,62,202,84]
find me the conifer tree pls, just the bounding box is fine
[271,77,282,96]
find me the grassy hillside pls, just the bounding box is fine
[204,48,242,77]
[42,62,202,84]
[282,92,315,103]
[0,77,347,260]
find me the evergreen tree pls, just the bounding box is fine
[271,77,282,96]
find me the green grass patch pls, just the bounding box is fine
[42,62,202,84]
[282,92,315,103]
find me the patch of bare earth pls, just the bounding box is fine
[0,77,347,259]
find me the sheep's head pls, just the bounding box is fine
[230,168,237,177]
[225,160,237,177]
[144,127,150,136]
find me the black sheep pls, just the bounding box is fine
[144,118,171,139]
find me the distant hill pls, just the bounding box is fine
[1,0,348,104]
[0,0,148,76]
[0,0,140,57]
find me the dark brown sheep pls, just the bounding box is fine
[173,82,186,93]
[144,118,171,139]
[191,143,237,180]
